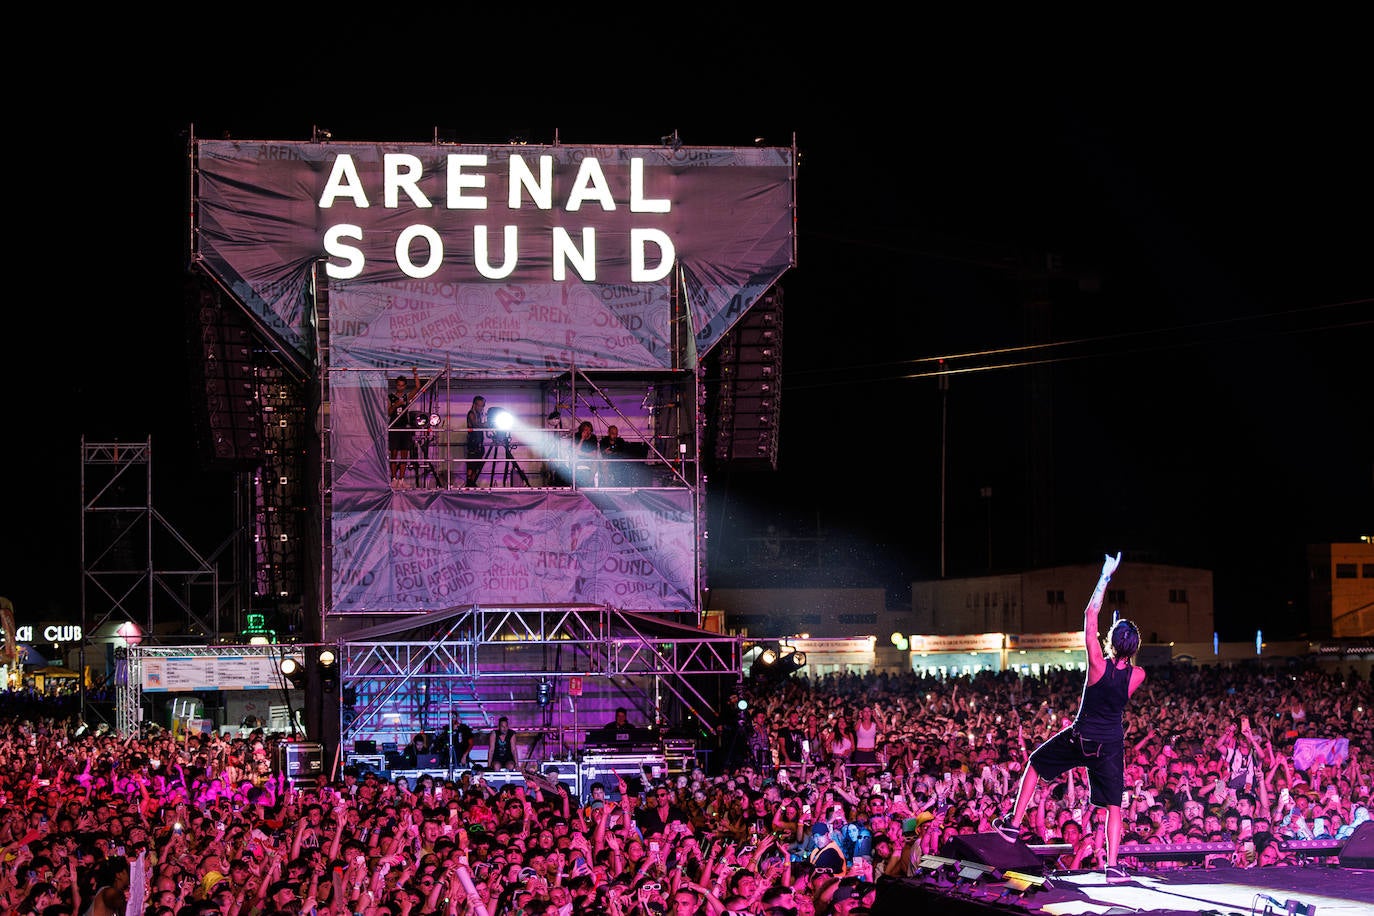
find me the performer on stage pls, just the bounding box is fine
[994,552,1145,883]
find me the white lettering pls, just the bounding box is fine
[630,158,670,213]
[509,155,553,209]
[13,624,82,643]
[397,225,443,279]
[318,155,685,281]
[553,228,595,281]
[446,153,488,210]
[324,225,365,279]
[384,154,431,209]
[319,154,369,208]
[474,226,518,279]
[631,228,675,282]
[565,158,615,212]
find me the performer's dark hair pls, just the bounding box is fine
[1109,619,1141,659]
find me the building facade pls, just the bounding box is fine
[911,560,1215,644]
[1310,540,1374,638]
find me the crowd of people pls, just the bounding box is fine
[1,657,1370,916]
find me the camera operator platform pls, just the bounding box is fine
[410,409,444,489]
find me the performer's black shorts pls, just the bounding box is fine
[1028,726,1125,809]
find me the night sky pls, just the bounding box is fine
[3,50,1369,641]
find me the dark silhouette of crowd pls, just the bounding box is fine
[1,662,1369,916]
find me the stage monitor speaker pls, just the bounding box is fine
[942,833,1043,872]
[1340,819,1374,868]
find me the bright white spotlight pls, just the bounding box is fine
[490,408,515,432]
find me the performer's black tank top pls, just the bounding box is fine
[1075,660,1130,741]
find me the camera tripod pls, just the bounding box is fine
[484,435,531,488]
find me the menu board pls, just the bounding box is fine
[140,655,285,692]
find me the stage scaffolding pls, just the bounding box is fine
[116,642,297,737]
[336,603,742,758]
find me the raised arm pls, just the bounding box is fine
[1084,552,1121,675]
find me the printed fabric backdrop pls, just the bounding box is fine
[194,140,796,370]
[194,139,793,613]
[331,489,696,612]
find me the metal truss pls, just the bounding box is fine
[338,604,741,749]
[116,607,740,749]
[117,643,296,737]
[81,438,222,645]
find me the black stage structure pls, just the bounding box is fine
[884,828,1374,915]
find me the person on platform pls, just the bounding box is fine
[599,424,626,486]
[994,552,1145,883]
[452,721,476,767]
[401,732,431,769]
[388,372,416,487]
[488,716,518,770]
[544,409,569,486]
[572,421,599,488]
[465,395,487,487]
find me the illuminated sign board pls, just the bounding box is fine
[1006,632,1082,650]
[318,153,677,282]
[909,633,1006,653]
[789,637,874,656]
[141,655,282,692]
[16,625,82,644]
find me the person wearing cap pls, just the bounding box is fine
[808,821,847,877]
[828,878,876,914]
[264,879,298,913]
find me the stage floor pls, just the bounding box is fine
[886,863,1374,915]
